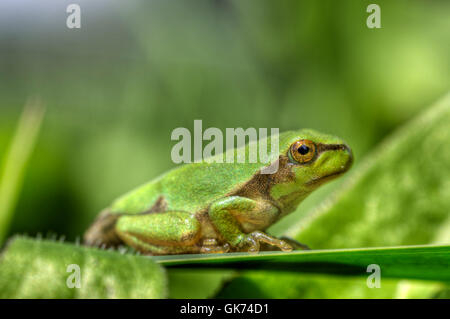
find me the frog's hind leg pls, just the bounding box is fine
[115,211,202,255]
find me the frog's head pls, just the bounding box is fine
[269,129,353,208]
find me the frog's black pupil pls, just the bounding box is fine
[298,144,309,155]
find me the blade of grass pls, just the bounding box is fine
[153,245,450,282]
[0,98,45,243]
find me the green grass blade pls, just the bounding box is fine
[0,237,167,298]
[153,245,450,282]
[0,99,45,243]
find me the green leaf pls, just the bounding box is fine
[215,271,449,299]
[212,93,450,298]
[155,245,450,282]
[0,236,167,298]
[167,269,235,299]
[0,99,45,244]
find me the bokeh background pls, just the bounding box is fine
[0,0,449,247]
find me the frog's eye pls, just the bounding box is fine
[289,139,316,163]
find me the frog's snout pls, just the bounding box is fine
[320,143,353,174]
[342,144,353,171]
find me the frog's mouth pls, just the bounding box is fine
[306,169,348,186]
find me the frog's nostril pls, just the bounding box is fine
[343,144,351,154]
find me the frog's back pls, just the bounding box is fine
[109,160,262,214]
[107,131,305,215]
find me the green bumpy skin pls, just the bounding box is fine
[84,129,353,255]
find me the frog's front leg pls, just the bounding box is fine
[208,196,293,252]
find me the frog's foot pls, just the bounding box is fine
[259,236,310,251]
[279,236,310,250]
[199,238,230,254]
[239,231,293,253]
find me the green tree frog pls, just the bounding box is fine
[84,129,353,255]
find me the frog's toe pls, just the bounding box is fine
[200,242,231,254]
[279,241,293,252]
[247,245,259,253]
[238,234,261,253]
[279,236,311,250]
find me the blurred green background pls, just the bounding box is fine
[0,0,449,244]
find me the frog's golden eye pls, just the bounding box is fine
[290,139,316,163]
